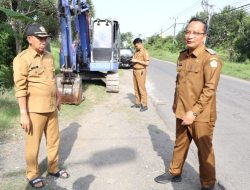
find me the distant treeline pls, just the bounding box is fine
[145,6,250,63]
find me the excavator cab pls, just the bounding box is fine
[90,19,120,92]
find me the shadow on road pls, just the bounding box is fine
[148,125,200,190]
[59,122,81,165]
[126,93,135,105]
[25,122,81,190]
[85,147,137,168]
[73,174,95,190]
[25,123,136,189]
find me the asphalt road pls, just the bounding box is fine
[147,58,250,190]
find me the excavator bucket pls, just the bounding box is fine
[56,74,83,105]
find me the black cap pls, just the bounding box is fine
[25,23,51,37]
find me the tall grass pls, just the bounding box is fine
[0,65,14,94]
[51,43,60,73]
[0,89,19,132]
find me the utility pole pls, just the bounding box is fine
[160,28,163,38]
[201,0,214,44]
[171,17,178,44]
[160,28,163,43]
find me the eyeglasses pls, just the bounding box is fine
[34,36,48,41]
[184,31,206,36]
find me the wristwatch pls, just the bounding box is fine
[193,112,198,117]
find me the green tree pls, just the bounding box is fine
[208,6,248,60]
[234,16,250,62]
[121,32,133,48]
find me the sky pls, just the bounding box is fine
[93,0,249,38]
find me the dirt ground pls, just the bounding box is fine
[0,69,202,190]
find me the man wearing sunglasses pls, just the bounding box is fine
[13,23,69,188]
[154,18,222,190]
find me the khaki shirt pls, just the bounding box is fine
[133,48,150,69]
[173,44,222,122]
[13,47,57,113]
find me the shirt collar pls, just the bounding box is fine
[136,47,144,53]
[28,46,47,58]
[187,44,206,58]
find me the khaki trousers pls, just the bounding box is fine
[26,111,60,180]
[169,119,216,188]
[133,68,147,106]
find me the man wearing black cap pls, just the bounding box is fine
[13,23,69,188]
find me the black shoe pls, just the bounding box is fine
[140,106,148,112]
[201,187,214,190]
[131,104,141,108]
[154,173,182,184]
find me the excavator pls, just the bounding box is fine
[56,0,120,104]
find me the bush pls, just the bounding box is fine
[0,31,15,67]
[0,65,14,94]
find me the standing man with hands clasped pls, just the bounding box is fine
[130,38,150,112]
[154,18,222,190]
[13,23,69,188]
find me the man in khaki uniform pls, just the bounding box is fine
[13,23,69,188]
[154,18,222,190]
[131,38,150,112]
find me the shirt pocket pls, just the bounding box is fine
[28,66,45,78]
[186,65,201,83]
[187,65,200,73]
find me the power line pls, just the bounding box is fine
[214,3,250,15]
[174,0,201,17]
[153,1,250,38]
[155,0,202,36]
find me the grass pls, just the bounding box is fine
[0,89,19,133]
[59,80,109,122]
[149,48,250,80]
[221,61,250,80]
[148,48,179,63]
[51,44,60,74]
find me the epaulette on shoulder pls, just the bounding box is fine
[206,48,217,55]
[17,49,28,57]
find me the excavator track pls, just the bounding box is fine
[105,72,119,93]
